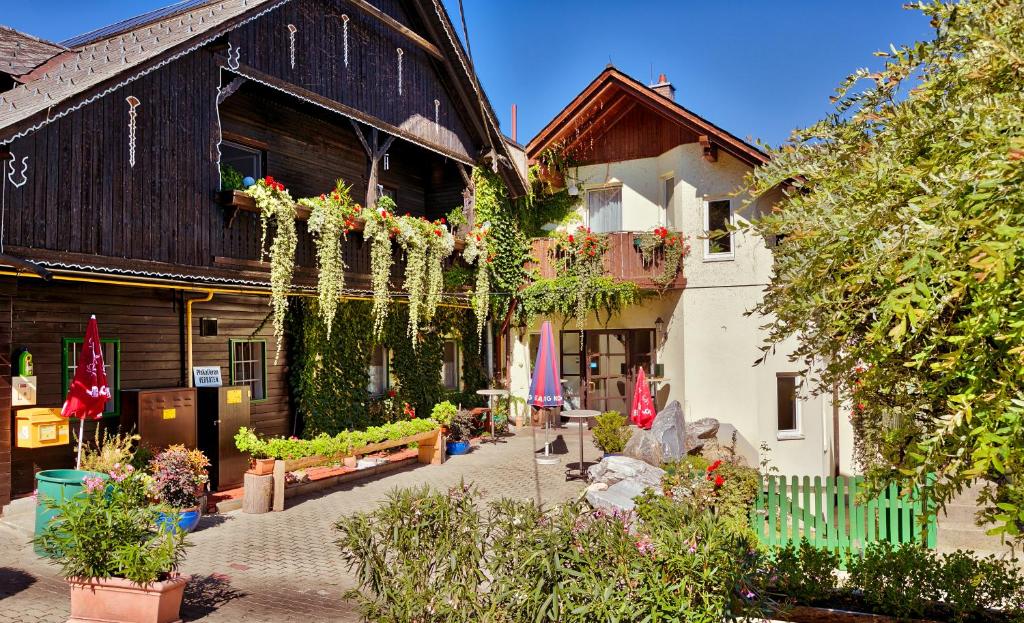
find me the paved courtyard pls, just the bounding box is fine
[0,428,597,623]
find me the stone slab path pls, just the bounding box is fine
[0,428,597,622]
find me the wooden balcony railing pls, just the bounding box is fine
[528,232,686,290]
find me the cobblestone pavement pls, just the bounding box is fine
[0,428,597,622]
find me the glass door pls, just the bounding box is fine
[585,331,630,413]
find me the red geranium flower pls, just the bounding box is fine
[714,474,725,487]
[567,234,575,243]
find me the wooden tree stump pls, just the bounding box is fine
[242,472,273,514]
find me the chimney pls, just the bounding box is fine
[649,73,676,101]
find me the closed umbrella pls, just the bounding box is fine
[630,367,655,430]
[528,321,562,464]
[61,315,111,468]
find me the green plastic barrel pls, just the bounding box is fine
[34,469,107,556]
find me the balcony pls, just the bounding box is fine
[528,232,686,291]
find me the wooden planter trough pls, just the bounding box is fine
[252,428,443,512]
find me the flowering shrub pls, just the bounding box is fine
[337,485,771,622]
[233,418,439,461]
[300,180,361,334]
[246,176,297,360]
[34,469,187,585]
[547,226,616,328]
[148,445,209,509]
[661,456,760,537]
[634,226,690,290]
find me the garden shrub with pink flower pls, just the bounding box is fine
[33,466,189,584]
[336,484,772,622]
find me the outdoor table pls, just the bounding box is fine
[561,409,600,481]
[476,388,509,444]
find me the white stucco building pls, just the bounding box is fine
[517,67,854,477]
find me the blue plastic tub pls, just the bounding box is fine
[446,440,471,455]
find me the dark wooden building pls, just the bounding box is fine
[0,0,526,506]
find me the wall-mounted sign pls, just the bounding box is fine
[12,375,37,406]
[192,366,222,387]
[226,388,243,404]
[162,408,177,420]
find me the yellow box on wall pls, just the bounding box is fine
[15,408,70,448]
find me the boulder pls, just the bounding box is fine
[587,455,665,489]
[684,418,720,455]
[585,478,653,513]
[623,400,687,465]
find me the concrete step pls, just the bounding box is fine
[935,524,1017,557]
[937,502,983,525]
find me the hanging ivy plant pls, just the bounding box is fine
[462,223,491,340]
[299,180,361,334]
[553,225,610,329]
[424,216,455,323]
[634,226,690,292]
[246,176,297,360]
[363,196,398,337]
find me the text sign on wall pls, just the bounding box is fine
[192,366,223,387]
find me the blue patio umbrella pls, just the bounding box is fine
[528,321,562,464]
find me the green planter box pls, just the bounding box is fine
[34,469,108,556]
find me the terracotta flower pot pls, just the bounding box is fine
[68,575,188,623]
[249,458,275,476]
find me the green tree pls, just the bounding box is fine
[743,0,1024,540]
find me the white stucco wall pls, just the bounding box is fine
[512,144,846,477]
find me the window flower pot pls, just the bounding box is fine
[445,440,470,455]
[249,458,275,476]
[67,575,187,623]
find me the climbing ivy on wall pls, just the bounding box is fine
[288,299,486,437]
[473,168,529,321]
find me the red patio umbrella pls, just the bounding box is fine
[62,315,111,468]
[630,367,655,430]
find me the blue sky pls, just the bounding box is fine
[3,1,933,147]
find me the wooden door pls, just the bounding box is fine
[575,329,656,414]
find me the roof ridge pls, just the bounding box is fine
[59,0,217,49]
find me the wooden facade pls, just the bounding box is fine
[0,0,523,506]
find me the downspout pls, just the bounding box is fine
[185,291,215,387]
[485,319,494,380]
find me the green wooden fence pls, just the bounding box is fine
[750,475,937,552]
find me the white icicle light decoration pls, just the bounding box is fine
[125,96,140,168]
[287,24,297,69]
[396,47,403,96]
[341,15,349,67]
[6,153,28,188]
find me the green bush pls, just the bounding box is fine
[233,418,439,460]
[34,469,188,584]
[661,456,760,537]
[220,163,244,191]
[591,410,631,454]
[767,540,1024,622]
[337,485,772,622]
[444,410,474,443]
[430,401,457,427]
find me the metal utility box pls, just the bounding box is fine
[15,408,70,448]
[197,386,251,491]
[120,387,197,450]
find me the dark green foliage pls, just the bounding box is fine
[473,168,530,318]
[220,163,244,191]
[288,300,486,437]
[336,485,772,623]
[767,541,1024,623]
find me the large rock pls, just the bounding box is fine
[623,400,687,465]
[585,478,653,513]
[587,455,665,489]
[684,418,720,454]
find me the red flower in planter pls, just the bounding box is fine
[567,234,575,243]
[434,229,443,236]
[440,217,446,224]
[714,474,725,488]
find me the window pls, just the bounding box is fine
[62,338,120,417]
[221,141,263,183]
[368,345,391,395]
[776,374,802,438]
[441,340,461,390]
[230,340,267,401]
[705,199,734,258]
[662,176,675,228]
[586,186,622,233]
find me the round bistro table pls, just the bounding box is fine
[476,388,509,444]
[561,409,600,481]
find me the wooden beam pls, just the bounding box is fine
[699,135,718,162]
[348,0,444,61]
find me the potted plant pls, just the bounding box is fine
[149,445,209,533]
[34,468,189,623]
[592,410,632,456]
[234,427,276,474]
[444,410,475,456]
[431,400,457,433]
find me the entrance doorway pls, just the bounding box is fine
[558,329,655,413]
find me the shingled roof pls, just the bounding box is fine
[0,0,285,140]
[0,25,66,78]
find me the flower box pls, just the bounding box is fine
[67,575,188,623]
[248,458,275,476]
